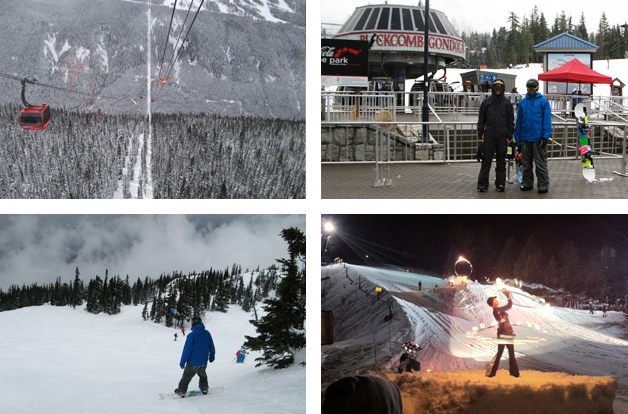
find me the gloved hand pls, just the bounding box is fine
[507,140,515,160]
[476,142,484,162]
[539,138,547,149]
[209,358,215,363]
[181,365,185,369]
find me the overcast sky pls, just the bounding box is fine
[0,215,305,290]
[321,1,628,35]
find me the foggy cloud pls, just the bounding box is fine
[0,215,304,289]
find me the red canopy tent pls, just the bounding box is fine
[538,59,612,93]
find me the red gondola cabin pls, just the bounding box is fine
[19,104,51,130]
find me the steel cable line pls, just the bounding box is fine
[0,71,129,102]
[155,0,178,86]
[0,70,185,110]
[151,0,194,98]
[151,0,195,98]
[332,231,415,268]
[154,0,205,101]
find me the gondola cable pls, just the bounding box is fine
[152,0,195,97]
[154,0,178,89]
[155,0,205,101]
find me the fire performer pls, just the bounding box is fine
[485,291,520,377]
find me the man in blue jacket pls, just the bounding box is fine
[174,316,216,397]
[514,78,552,193]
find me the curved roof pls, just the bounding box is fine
[337,4,460,38]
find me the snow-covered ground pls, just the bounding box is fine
[322,263,628,413]
[0,304,305,414]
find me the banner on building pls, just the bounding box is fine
[321,38,369,87]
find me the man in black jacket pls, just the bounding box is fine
[477,79,514,192]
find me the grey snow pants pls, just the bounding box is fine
[521,140,549,189]
[178,364,208,393]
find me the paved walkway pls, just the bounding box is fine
[322,159,628,199]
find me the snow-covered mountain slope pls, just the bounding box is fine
[152,0,298,24]
[0,304,305,414]
[0,0,305,119]
[322,263,628,412]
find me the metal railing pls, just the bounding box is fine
[321,90,628,183]
[322,91,398,123]
[322,90,628,121]
[321,119,628,184]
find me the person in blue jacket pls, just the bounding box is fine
[514,78,552,193]
[174,316,216,397]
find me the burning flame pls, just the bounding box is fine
[494,277,505,290]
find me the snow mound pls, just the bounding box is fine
[387,370,617,414]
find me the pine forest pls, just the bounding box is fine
[460,7,628,68]
[0,226,307,369]
[0,105,305,199]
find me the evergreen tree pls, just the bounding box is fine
[575,13,588,41]
[142,302,149,321]
[72,267,82,309]
[244,228,306,369]
[558,241,583,293]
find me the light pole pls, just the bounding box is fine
[321,220,335,265]
[422,0,430,143]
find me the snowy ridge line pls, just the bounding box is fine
[118,0,296,24]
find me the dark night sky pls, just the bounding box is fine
[322,214,628,276]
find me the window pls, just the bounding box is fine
[365,7,380,30]
[402,8,413,31]
[377,7,390,30]
[391,8,401,30]
[430,12,447,34]
[353,8,372,31]
[412,9,425,31]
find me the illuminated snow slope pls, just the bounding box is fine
[322,263,628,413]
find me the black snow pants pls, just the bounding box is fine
[178,364,209,393]
[486,344,519,377]
[477,135,508,189]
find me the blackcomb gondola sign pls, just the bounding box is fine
[321,39,369,87]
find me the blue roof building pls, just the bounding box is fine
[532,33,601,95]
[533,33,599,53]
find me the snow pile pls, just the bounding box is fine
[387,370,617,414]
[0,304,305,414]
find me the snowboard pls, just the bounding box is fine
[575,103,598,182]
[159,386,225,399]
[514,142,523,183]
[506,141,515,184]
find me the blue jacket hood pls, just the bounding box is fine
[179,322,216,368]
[514,92,552,142]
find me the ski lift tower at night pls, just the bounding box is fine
[332,4,465,85]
